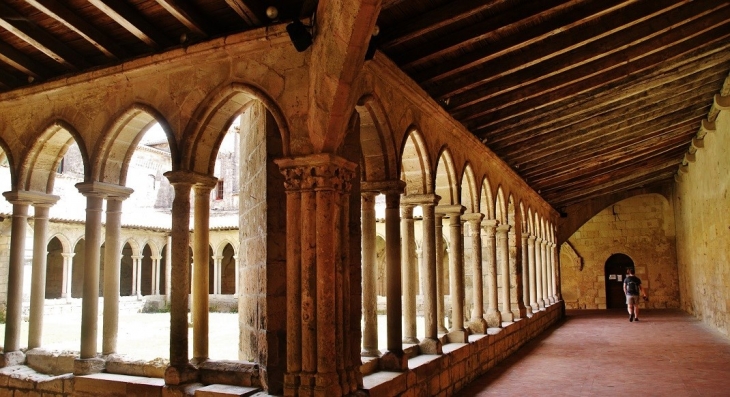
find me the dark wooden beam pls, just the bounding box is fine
[0,2,87,69]
[435,0,720,102]
[0,40,47,78]
[223,0,263,26]
[155,0,208,37]
[0,68,22,89]
[26,0,127,60]
[88,0,172,49]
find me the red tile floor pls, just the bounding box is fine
[458,309,730,396]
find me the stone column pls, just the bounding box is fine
[463,213,486,333]
[192,178,217,362]
[438,205,467,342]
[400,203,419,344]
[528,235,539,312]
[496,224,513,322]
[541,239,549,306]
[133,255,143,298]
[1,192,31,365]
[360,191,379,357]
[152,256,162,295]
[213,255,223,295]
[546,241,554,303]
[434,212,447,334]
[551,242,559,302]
[553,243,562,301]
[233,255,239,296]
[521,231,533,317]
[381,182,407,370]
[62,253,75,302]
[276,154,361,395]
[535,237,545,309]
[482,219,501,327]
[166,235,172,302]
[401,194,441,354]
[509,227,527,320]
[101,189,132,356]
[28,194,60,349]
[163,171,199,383]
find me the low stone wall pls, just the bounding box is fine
[363,302,564,396]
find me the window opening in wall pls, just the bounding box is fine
[57,157,64,174]
[216,180,224,200]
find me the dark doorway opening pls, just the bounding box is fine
[605,253,635,309]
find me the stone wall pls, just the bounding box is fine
[674,107,730,337]
[561,194,679,310]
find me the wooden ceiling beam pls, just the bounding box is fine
[0,67,22,90]
[410,0,632,84]
[155,0,209,37]
[548,170,676,208]
[223,0,263,26]
[0,2,87,69]
[88,0,172,49]
[463,29,730,132]
[456,17,730,124]
[436,0,720,102]
[26,0,126,60]
[0,40,47,79]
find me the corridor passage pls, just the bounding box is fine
[459,310,730,396]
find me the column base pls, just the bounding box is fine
[360,348,381,358]
[164,363,199,385]
[314,371,343,397]
[0,351,25,367]
[501,310,514,322]
[468,317,488,334]
[530,302,540,312]
[447,329,469,343]
[418,337,443,354]
[74,357,106,375]
[485,310,502,328]
[379,350,408,371]
[524,305,534,317]
[402,336,420,345]
[538,299,546,309]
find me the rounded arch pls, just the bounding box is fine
[18,120,90,193]
[400,127,432,195]
[519,201,527,232]
[355,94,399,182]
[527,207,535,235]
[479,177,495,219]
[495,186,507,224]
[460,163,478,213]
[0,136,16,189]
[434,148,458,205]
[93,103,178,185]
[182,82,291,175]
[123,238,142,257]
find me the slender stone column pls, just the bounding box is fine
[550,242,559,302]
[360,191,379,357]
[401,194,441,354]
[192,178,217,362]
[400,203,419,344]
[101,190,132,356]
[482,219,501,327]
[509,227,527,320]
[62,253,74,302]
[28,194,60,349]
[133,255,143,298]
[233,255,239,296]
[213,255,223,295]
[521,231,533,317]
[528,235,539,312]
[382,183,407,370]
[496,224,513,322]
[553,243,562,301]
[463,213,486,333]
[152,256,162,295]
[546,241,554,303]
[1,192,31,365]
[435,213,447,334]
[541,239,549,306]
[166,235,172,302]
[535,238,545,309]
[438,205,467,342]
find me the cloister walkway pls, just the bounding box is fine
[459,309,730,396]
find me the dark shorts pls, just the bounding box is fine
[626,295,640,305]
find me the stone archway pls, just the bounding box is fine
[605,253,635,309]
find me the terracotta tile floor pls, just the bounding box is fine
[458,309,730,397]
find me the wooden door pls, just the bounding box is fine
[604,254,634,309]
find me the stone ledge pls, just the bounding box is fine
[195,384,260,396]
[75,372,165,397]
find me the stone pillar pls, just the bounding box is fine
[381,182,407,370]
[551,242,559,302]
[496,224,513,322]
[360,191,379,357]
[101,190,132,356]
[233,255,239,296]
[541,239,549,306]
[535,237,545,309]
[1,192,31,365]
[276,154,361,395]
[192,178,217,362]
[435,212,447,334]
[133,255,143,298]
[482,219,501,327]
[438,205,467,343]
[27,194,60,349]
[553,243,562,301]
[401,194,441,354]
[400,203,418,344]
[166,235,172,302]
[521,231,533,317]
[62,253,75,302]
[509,226,527,320]
[546,241,554,303]
[528,235,539,312]
[152,256,162,295]
[463,213,486,333]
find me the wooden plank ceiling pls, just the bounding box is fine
[0,0,728,210]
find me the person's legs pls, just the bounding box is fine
[634,303,640,321]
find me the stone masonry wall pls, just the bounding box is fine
[561,194,679,310]
[674,108,730,337]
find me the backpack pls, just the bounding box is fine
[626,276,639,295]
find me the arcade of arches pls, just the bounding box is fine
[0,6,728,397]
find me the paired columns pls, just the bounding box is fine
[437,205,467,342]
[463,213,486,333]
[482,220,501,327]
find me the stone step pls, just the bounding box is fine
[195,384,260,397]
[74,372,165,396]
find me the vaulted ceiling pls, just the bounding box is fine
[1,0,728,210]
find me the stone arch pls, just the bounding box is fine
[0,137,16,189]
[18,120,90,193]
[375,234,386,296]
[460,163,478,213]
[182,82,291,175]
[93,104,178,185]
[45,236,66,299]
[355,94,398,182]
[123,238,142,257]
[400,127,432,195]
[47,232,72,253]
[495,187,507,224]
[480,177,495,220]
[435,148,458,205]
[216,239,238,257]
[140,239,161,258]
[561,241,583,272]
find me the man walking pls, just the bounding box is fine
[624,268,647,322]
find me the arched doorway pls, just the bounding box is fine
[605,253,635,309]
